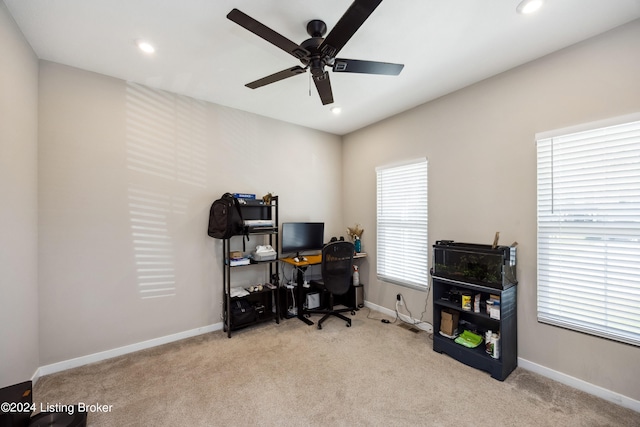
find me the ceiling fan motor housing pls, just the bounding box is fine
[227,0,402,105]
[300,32,329,75]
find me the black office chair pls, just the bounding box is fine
[307,241,356,329]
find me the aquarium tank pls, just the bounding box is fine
[432,240,517,289]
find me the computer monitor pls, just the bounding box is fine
[281,222,324,258]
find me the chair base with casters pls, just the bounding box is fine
[306,282,356,329]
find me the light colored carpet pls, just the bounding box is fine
[33,309,640,426]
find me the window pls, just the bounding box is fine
[376,158,428,290]
[536,113,640,347]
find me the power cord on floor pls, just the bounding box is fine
[358,282,434,340]
[418,277,433,325]
[396,289,434,341]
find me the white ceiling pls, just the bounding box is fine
[5,0,640,135]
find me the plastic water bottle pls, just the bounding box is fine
[353,265,360,286]
[354,237,361,253]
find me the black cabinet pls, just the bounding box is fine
[222,196,279,338]
[431,241,518,381]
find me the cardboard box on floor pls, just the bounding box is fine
[440,309,460,336]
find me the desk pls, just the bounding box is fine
[279,252,366,326]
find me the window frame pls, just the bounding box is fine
[376,158,429,291]
[536,112,640,347]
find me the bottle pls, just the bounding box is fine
[461,292,471,311]
[491,332,500,359]
[353,265,360,286]
[485,330,493,355]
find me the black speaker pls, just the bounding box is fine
[0,381,32,427]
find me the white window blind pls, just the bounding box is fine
[536,115,640,347]
[376,158,428,290]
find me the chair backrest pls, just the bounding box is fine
[321,241,355,296]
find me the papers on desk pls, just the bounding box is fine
[230,286,250,298]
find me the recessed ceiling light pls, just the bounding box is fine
[330,106,342,115]
[136,39,155,54]
[517,0,543,14]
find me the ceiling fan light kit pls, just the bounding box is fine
[227,0,404,106]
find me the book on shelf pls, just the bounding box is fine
[233,193,255,199]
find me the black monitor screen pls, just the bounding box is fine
[281,222,324,256]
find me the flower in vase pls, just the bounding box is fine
[347,224,364,241]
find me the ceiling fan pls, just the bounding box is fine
[227,0,404,105]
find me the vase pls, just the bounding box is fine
[354,237,361,253]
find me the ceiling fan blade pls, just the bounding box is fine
[246,66,307,89]
[333,59,404,75]
[320,0,383,58]
[227,9,309,59]
[313,72,334,105]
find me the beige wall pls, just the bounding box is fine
[343,20,640,400]
[36,61,342,365]
[2,0,639,406]
[0,2,39,387]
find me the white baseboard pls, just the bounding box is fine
[32,323,222,383]
[30,301,426,383]
[517,358,640,413]
[28,308,639,414]
[364,300,433,333]
[368,300,639,413]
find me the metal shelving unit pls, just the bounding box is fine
[222,196,279,338]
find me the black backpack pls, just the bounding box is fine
[207,193,247,240]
